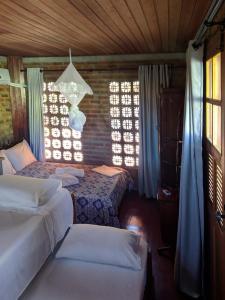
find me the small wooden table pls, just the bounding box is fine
[157,187,179,255]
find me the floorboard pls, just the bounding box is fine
[119,191,190,300]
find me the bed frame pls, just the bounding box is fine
[0,139,23,150]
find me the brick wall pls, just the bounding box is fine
[24,60,185,166]
[43,68,137,165]
[0,56,186,186]
[79,69,138,165]
[0,62,13,147]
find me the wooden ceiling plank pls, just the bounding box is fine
[0,42,52,56]
[0,34,62,56]
[73,0,132,53]
[0,19,88,56]
[176,0,197,51]
[7,0,111,55]
[0,15,91,56]
[44,0,125,53]
[0,32,60,57]
[154,0,169,52]
[83,0,137,53]
[32,0,108,45]
[169,0,182,52]
[125,0,155,52]
[5,0,108,55]
[0,2,94,54]
[185,0,212,43]
[0,0,215,55]
[140,0,162,52]
[112,0,149,52]
[109,0,145,53]
[96,0,140,52]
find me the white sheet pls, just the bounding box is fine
[33,188,73,249]
[0,175,62,209]
[0,212,50,300]
[0,189,73,300]
[0,188,73,250]
[21,239,147,300]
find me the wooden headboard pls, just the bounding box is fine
[0,139,23,150]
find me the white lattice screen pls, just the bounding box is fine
[43,81,83,162]
[216,164,224,227]
[109,81,139,167]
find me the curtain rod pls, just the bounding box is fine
[193,0,224,49]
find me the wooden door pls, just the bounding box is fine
[160,88,184,188]
[204,48,225,300]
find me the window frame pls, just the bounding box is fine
[204,49,225,230]
[205,52,222,157]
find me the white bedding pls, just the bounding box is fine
[0,189,73,300]
[21,239,147,300]
[32,188,73,249]
[0,175,62,209]
[0,188,73,250]
[0,213,50,300]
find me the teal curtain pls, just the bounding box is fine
[138,65,169,198]
[175,42,204,298]
[27,68,45,161]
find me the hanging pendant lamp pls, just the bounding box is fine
[54,49,93,132]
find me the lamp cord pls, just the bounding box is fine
[69,48,72,63]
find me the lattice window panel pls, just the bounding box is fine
[109,81,139,167]
[208,153,214,204]
[216,164,224,227]
[43,81,83,162]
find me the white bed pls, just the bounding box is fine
[0,188,73,300]
[26,188,74,250]
[20,233,147,300]
[21,258,147,300]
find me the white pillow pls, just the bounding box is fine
[0,175,62,209]
[56,224,142,270]
[5,140,37,171]
[0,150,16,175]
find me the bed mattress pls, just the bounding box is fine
[0,188,73,249]
[31,188,74,249]
[16,161,133,227]
[0,189,73,300]
[0,212,50,300]
[21,239,147,300]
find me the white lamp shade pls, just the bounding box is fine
[54,62,93,105]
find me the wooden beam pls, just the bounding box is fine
[7,56,27,143]
[23,53,186,64]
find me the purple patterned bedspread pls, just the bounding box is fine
[16,161,133,227]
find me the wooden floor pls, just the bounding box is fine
[119,191,190,300]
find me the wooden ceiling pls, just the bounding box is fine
[0,0,212,56]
